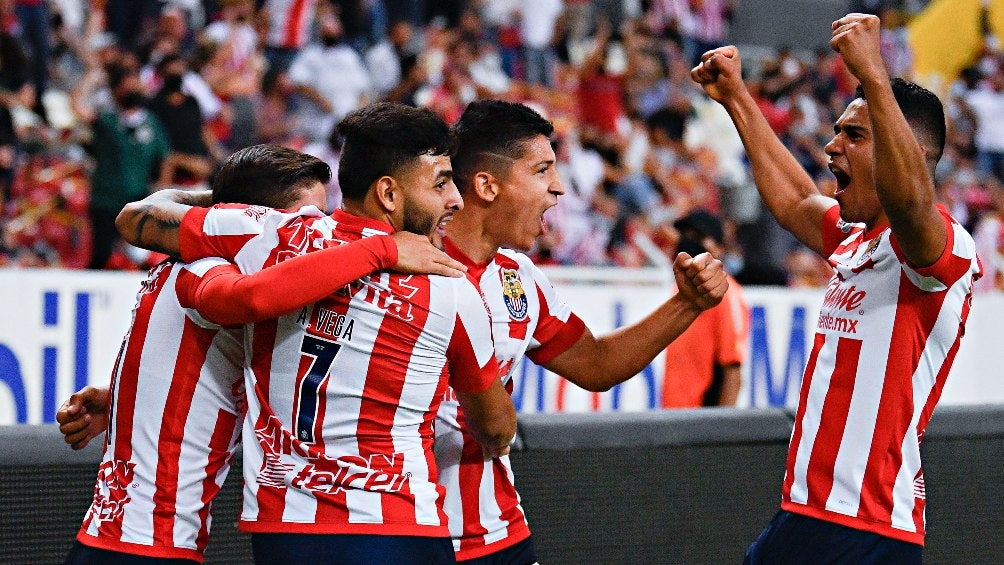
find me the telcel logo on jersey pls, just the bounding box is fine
[290,452,412,496]
[501,269,528,320]
[90,459,137,523]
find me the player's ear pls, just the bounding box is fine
[473,171,499,202]
[374,176,397,212]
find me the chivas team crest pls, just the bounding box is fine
[500,268,528,320]
[855,232,882,267]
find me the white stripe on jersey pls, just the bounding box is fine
[117,271,189,546]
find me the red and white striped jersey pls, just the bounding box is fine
[78,261,244,562]
[263,0,317,49]
[436,241,585,560]
[781,205,983,545]
[179,206,500,537]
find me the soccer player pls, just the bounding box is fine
[435,99,729,563]
[115,103,517,564]
[691,14,982,563]
[57,144,466,564]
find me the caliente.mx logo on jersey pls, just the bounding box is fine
[501,268,528,320]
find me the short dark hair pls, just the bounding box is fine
[212,144,331,209]
[336,102,454,201]
[854,78,946,165]
[451,100,554,187]
[646,108,687,142]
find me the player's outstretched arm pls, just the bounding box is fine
[455,379,518,459]
[55,385,110,450]
[180,233,465,325]
[831,13,946,266]
[545,252,729,392]
[692,46,834,255]
[116,189,212,257]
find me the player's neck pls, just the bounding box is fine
[446,210,497,264]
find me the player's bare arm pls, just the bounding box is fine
[455,379,518,458]
[831,13,947,266]
[692,46,834,255]
[545,252,728,392]
[56,385,110,450]
[116,189,212,257]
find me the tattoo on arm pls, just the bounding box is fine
[133,204,183,256]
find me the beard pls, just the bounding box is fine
[402,200,441,249]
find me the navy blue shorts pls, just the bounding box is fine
[744,510,922,565]
[458,536,538,565]
[251,532,456,564]
[64,541,199,565]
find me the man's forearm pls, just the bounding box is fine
[116,189,212,256]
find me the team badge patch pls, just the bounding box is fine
[500,268,528,320]
[855,233,882,267]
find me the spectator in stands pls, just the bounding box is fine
[288,12,371,142]
[963,63,1004,183]
[519,0,563,86]
[0,30,32,209]
[662,209,748,407]
[262,0,320,74]
[72,64,169,269]
[147,54,216,188]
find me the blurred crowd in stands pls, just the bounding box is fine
[0,0,1001,291]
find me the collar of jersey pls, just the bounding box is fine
[443,237,492,280]
[330,208,394,235]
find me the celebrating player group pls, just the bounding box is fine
[56,12,980,565]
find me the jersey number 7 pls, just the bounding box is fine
[294,335,342,443]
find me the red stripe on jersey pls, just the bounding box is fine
[805,336,862,508]
[909,287,974,534]
[99,269,167,541]
[195,408,240,554]
[249,318,289,524]
[492,458,523,538]
[783,333,826,501]
[458,432,490,551]
[857,272,948,525]
[355,274,433,524]
[152,317,217,547]
[283,0,309,48]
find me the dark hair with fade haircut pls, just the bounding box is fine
[854,78,946,166]
[212,144,331,209]
[336,102,454,201]
[451,100,554,189]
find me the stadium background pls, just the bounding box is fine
[3,0,1004,562]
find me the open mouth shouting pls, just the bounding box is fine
[829,162,851,195]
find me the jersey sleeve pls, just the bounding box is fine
[523,262,586,365]
[891,207,983,291]
[175,235,398,326]
[446,281,500,394]
[178,204,325,264]
[820,204,858,258]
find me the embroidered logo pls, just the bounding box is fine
[500,268,528,320]
[855,232,882,268]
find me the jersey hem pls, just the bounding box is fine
[238,520,451,537]
[780,501,925,546]
[76,531,205,562]
[455,526,532,561]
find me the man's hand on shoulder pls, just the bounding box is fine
[390,232,467,278]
